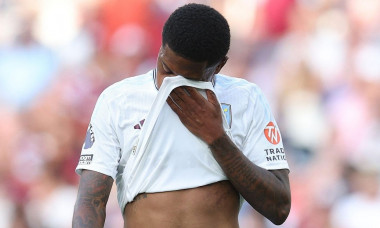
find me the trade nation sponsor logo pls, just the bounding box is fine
[263,122,286,162]
[264,121,280,145]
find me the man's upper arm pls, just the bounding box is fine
[242,85,289,171]
[76,91,121,179]
[77,170,114,200]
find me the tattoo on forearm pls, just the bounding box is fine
[209,134,265,190]
[73,171,113,228]
[209,134,290,222]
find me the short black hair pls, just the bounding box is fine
[162,3,230,66]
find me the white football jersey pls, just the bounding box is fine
[76,69,289,212]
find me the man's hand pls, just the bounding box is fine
[167,86,225,145]
[167,86,291,225]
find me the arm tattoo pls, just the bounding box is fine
[72,170,113,228]
[209,134,291,224]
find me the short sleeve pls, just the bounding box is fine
[242,86,289,171]
[75,92,121,179]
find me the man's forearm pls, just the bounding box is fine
[72,170,113,228]
[73,197,107,228]
[209,133,291,225]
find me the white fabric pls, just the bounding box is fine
[75,70,290,213]
[117,76,232,211]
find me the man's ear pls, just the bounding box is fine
[214,56,229,74]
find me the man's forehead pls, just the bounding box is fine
[160,44,209,75]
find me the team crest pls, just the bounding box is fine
[221,103,232,128]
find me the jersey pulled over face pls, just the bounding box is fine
[155,44,221,89]
[75,69,290,212]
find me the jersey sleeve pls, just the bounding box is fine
[242,86,289,171]
[75,92,121,179]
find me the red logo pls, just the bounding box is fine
[264,122,281,145]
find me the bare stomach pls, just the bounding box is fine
[124,181,240,228]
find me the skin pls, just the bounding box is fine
[124,181,240,227]
[72,170,113,228]
[72,44,291,228]
[160,44,291,225]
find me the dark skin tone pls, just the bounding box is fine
[161,44,291,225]
[72,44,291,227]
[72,170,113,228]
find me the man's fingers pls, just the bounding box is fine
[170,87,219,110]
[184,86,201,98]
[172,87,188,98]
[183,86,208,106]
[169,89,185,108]
[167,96,183,113]
[206,90,219,105]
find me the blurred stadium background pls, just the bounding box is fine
[1,0,380,227]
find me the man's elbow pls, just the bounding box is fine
[270,200,291,225]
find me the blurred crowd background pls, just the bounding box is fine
[1,0,380,227]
